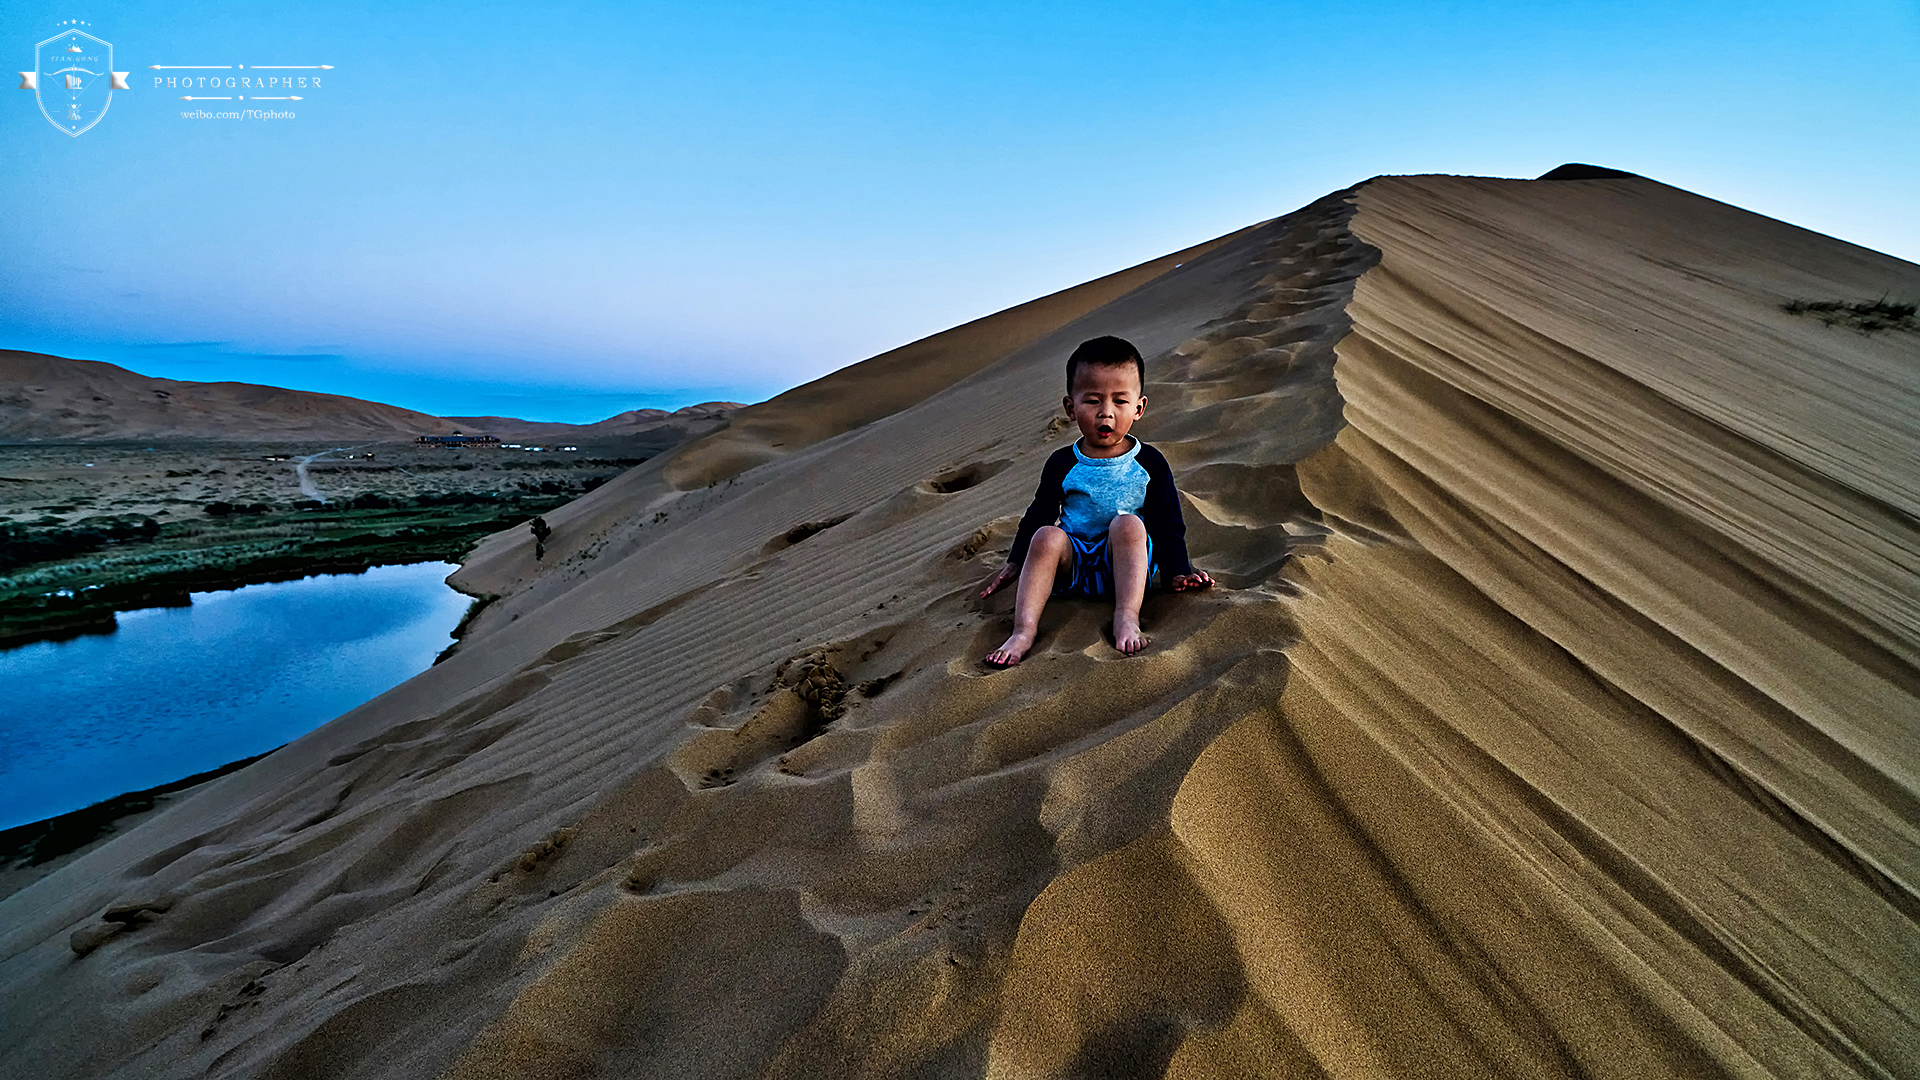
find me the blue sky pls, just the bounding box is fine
[3,1,1916,422]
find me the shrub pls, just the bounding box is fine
[1782,296,1918,334]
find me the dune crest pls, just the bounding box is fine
[1,175,1915,1079]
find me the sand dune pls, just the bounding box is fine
[1,173,1915,1079]
[0,350,740,444]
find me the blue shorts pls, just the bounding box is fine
[1052,533,1160,600]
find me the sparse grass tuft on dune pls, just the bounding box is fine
[1782,295,1917,333]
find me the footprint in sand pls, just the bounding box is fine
[917,459,1010,495]
[761,512,856,556]
[69,897,174,956]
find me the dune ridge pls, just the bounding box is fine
[0,174,1915,1079]
[1124,176,1920,1077]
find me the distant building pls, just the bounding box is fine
[416,431,500,447]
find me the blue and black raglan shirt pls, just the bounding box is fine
[1007,436,1193,581]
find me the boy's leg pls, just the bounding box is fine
[988,526,1071,666]
[1109,514,1151,654]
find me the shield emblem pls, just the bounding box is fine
[33,28,121,137]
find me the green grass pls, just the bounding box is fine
[0,495,572,646]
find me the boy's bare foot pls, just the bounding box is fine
[1170,570,1215,591]
[1114,615,1150,655]
[986,630,1035,668]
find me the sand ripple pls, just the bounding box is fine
[2,176,1916,1078]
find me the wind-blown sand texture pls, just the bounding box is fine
[1,173,1915,1079]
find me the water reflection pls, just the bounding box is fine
[0,561,470,829]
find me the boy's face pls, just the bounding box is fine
[1064,361,1146,456]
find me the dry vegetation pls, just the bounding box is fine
[1781,295,1917,333]
[0,439,646,645]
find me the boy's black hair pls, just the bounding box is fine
[1066,336,1145,395]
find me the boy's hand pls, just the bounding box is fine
[1170,569,1214,592]
[979,564,1017,599]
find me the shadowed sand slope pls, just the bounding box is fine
[1228,176,1920,1078]
[1,175,1916,1080]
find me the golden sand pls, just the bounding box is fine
[1,174,1914,1078]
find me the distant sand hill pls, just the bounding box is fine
[2,171,1916,1078]
[0,350,741,444]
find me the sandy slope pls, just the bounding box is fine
[0,174,1914,1079]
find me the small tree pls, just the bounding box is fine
[530,516,552,560]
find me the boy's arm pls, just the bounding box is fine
[1138,445,1196,579]
[1004,448,1074,571]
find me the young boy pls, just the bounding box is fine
[980,335,1212,666]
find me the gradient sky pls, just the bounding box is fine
[4,1,1916,422]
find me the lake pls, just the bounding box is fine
[0,561,472,831]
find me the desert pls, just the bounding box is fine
[0,168,1916,1079]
